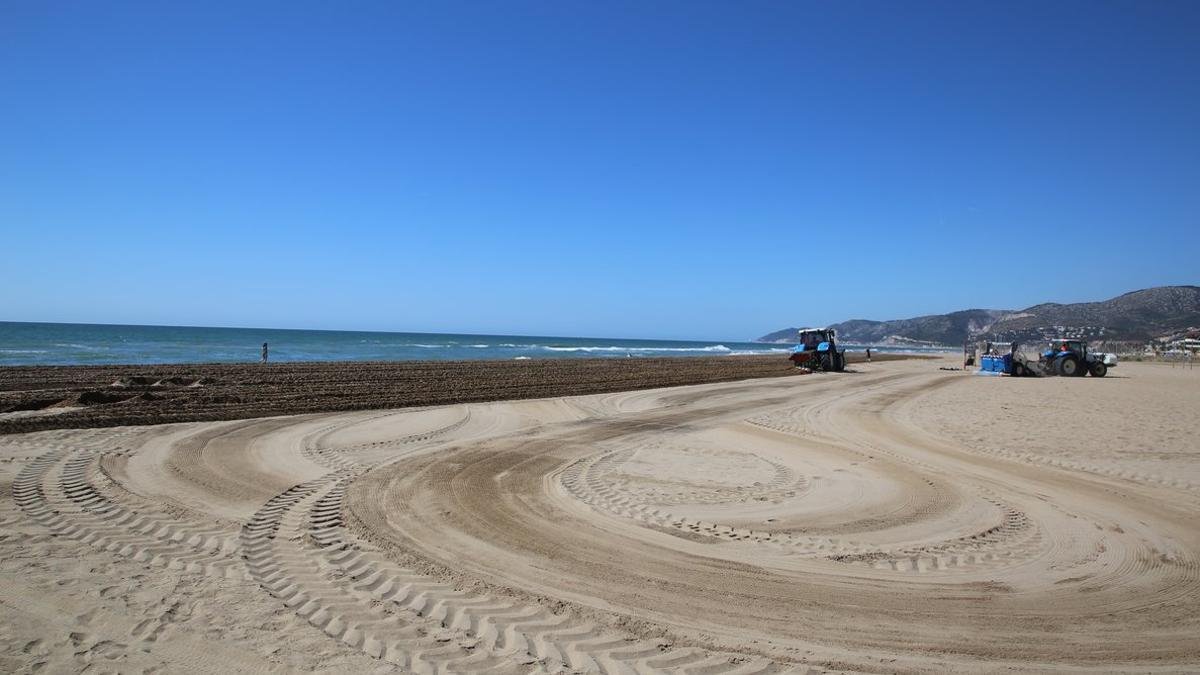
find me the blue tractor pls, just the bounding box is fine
[788,328,846,372]
[1039,339,1113,377]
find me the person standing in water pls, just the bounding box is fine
[261,342,269,363]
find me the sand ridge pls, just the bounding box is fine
[1,357,1198,673]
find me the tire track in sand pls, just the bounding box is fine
[246,408,809,674]
[343,366,1200,669]
[12,446,246,579]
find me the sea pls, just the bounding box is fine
[0,322,952,366]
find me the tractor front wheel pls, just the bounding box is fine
[1090,361,1108,377]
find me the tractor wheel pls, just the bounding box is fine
[1090,361,1108,377]
[1059,355,1081,377]
[834,352,845,372]
[819,353,833,372]
[1013,362,1026,377]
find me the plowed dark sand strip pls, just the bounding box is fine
[0,353,909,434]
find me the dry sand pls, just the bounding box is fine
[1,356,1198,673]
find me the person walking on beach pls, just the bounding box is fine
[261,342,269,363]
[866,347,871,362]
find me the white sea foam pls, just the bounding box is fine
[54,343,107,351]
[513,356,531,360]
[0,349,49,354]
[541,344,733,353]
[728,348,790,355]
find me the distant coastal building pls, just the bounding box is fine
[1169,338,1200,354]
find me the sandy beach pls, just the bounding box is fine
[2,355,1198,673]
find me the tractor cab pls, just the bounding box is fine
[1044,339,1086,359]
[789,328,846,372]
[796,328,836,353]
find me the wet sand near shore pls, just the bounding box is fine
[2,356,1197,673]
[0,353,906,434]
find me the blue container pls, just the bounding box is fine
[979,354,1013,374]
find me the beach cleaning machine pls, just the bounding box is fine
[976,339,1116,377]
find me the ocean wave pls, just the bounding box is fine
[0,349,49,354]
[540,344,733,353]
[54,343,108,351]
[513,356,531,360]
[728,348,790,355]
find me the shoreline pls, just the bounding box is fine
[0,352,917,434]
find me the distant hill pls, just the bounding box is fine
[985,286,1200,344]
[756,285,1200,347]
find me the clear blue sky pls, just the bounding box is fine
[2,2,1197,340]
